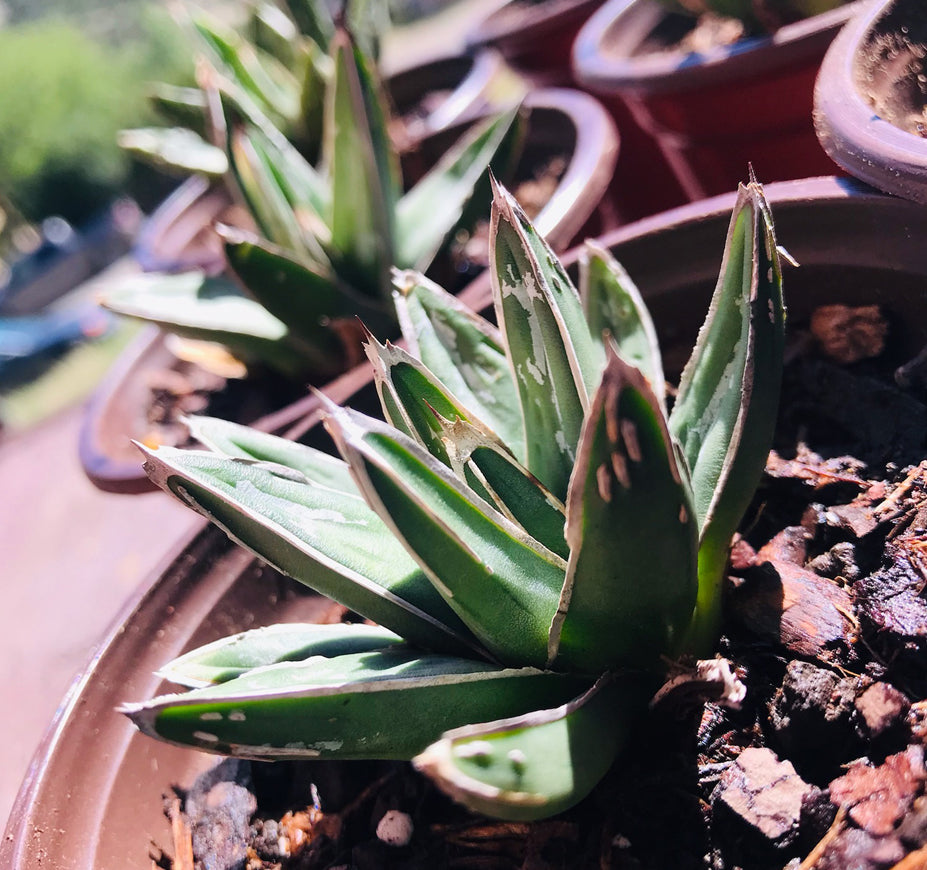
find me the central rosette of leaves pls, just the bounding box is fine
[126,177,785,820]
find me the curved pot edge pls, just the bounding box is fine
[813,0,927,204]
[573,0,865,96]
[526,87,620,249]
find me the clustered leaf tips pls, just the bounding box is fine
[104,5,523,379]
[127,176,785,821]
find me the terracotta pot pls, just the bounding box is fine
[573,0,864,202]
[8,176,927,868]
[79,86,618,495]
[466,0,604,87]
[814,0,927,204]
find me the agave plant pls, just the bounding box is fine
[125,176,785,821]
[107,12,521,378]
[657,0,846,32]
[120,0,385,174]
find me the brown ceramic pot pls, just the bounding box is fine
[814,0,927,204]
[573,0,864,202]
[466,0,605,87]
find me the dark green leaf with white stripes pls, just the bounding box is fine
[125,649,587,760]
[548,350,698,673]
[160,623,403,687]
[393,270,524,457]
[324,404,566,668]
[142,445,480,656]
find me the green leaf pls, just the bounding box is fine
[548,349,698,673]
[580,240,665,406]
[250,2,300,69]
[366,338,454,464]
[123,649,587,760]
[221,227,394,374]
[282,0,335,48]
[141,445,481,657]
[434,415,569,560]
[185,415,357,493]
[363,339,565,554]
[489,180,603,499]
[324,28,398,302]
[414,676,646,821]
[118,127,228,177]
[219,84,330,221]
[324,404,566,668]
[393,270,524,456]
[192,12,299,125]
[668,180,785,653]
[160,623,403,687]
[395,107,521,272]
[225,106,327,266]
[148,83,208,133]
[100,272,307,376]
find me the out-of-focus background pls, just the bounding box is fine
[0,0,488,828]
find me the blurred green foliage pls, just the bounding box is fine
[0,3,193,225]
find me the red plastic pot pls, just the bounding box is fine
[466,0,604,87]
[573,0,863,201]
[814,0,927,204]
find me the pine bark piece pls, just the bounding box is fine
[713,747,812,849]
[856,683,911,741]
[728,559,857,663]
[769,661,863,783]
[829,747,927,837]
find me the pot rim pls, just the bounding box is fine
[467,0,603,49]
[813,0,927,204]
[573,0,863,95]
[522,87,619,249]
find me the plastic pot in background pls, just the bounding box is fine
[466,0,604,88]
[814,0,927,204]
[573,0,864,202]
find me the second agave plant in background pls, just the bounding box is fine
[124,175,785,821]
[105,13,522,381]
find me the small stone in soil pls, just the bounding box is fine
[854,544,927,691]
[184,758,257,870]
[808,541,861,583]
[809,305,888,366]
[376,810,413,847]
[815,827,905,870]
[855,682,911,743]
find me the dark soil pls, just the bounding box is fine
[140,354,307,453]
[158,303,927,869]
